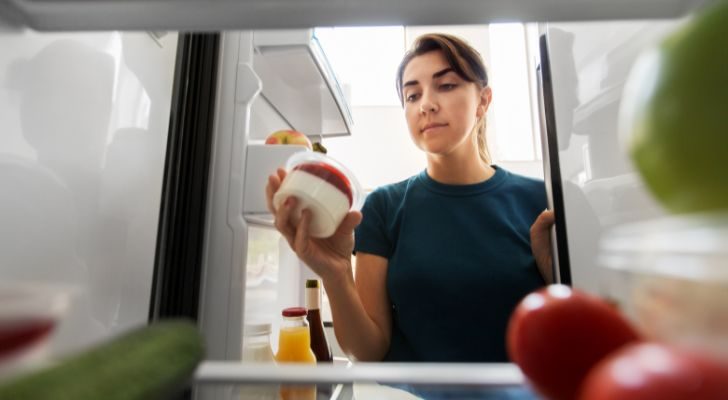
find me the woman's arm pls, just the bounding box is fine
[265,168,392,361]
[324,252,392,362]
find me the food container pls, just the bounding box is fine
[598,213,728,360]
[273,152,363,238]
[0,282,71,375]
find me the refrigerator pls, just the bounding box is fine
[0,1,716,399]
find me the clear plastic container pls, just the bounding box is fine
[598,212,728,360]
[241,322,279,400]
[242,322,275,363]
[0,282,71,376]
[272,152,363,238]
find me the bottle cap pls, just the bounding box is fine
[243,322,271,336]
[306,279,320,289]
[282,307,307,317]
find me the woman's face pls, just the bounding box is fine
[401,50,490,159]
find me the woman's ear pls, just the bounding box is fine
[477,86,492,118]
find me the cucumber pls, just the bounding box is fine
[0,319,204,400]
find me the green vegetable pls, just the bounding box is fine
[623,0,728,213]
[0,319,204,400]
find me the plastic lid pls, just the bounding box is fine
[243,322,271,336]
[305,279,320,289]
[599,212,728,282]
[284,151,364,211]
[281,307,307,317]
[601,213,728,255]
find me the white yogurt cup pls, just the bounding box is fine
[273,152,363,238]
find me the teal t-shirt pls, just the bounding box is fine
[354,166,547,362]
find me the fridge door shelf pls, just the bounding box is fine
[253,30,353,139]
[244,213,275,228]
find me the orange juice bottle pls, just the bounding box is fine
[276,307,316,400]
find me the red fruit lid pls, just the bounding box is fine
[282,307,307,317]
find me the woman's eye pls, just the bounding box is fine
[440,83,457,91]
[405,93,420,102]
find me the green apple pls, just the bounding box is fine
[621,0,728,214]
[264,129,312,149]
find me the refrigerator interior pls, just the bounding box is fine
[0,0,717,397]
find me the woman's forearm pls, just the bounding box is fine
[322,268,389,361]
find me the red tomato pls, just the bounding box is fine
[579,343,728,400]
[507,284,641,400]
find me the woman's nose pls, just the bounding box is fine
[419,91,439,114]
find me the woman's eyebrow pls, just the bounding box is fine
[403,68,455,88]
[432,67,454,79]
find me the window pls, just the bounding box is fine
[314,27,405,107]
[488,23,540,162]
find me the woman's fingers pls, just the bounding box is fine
[265,175,281,214]
[532,209,555,233]
[530,210,555,284]
[265,168,288,214]
[274,196,298,246]
[294,208,312,256]
[335,210,363,235]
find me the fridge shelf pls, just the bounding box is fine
[253,30,353,139]
[194,361,524,386]
[244,213,275,228]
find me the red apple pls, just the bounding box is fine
[264,130,312,149]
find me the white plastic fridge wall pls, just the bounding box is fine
[0,30,178,355]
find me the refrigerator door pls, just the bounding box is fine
[537,20,681,294]
[0,31,178,356]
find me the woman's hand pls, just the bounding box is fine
[530,210,555,284]
[265,168,362,283]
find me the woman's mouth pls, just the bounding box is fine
[421,123,448,133]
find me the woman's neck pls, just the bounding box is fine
[426,152,495,185]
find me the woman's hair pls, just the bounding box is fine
[396,33,491,164]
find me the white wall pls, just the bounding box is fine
[324,105,542,192]
[0,29,178,357]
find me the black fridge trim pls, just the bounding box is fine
[539,33,572,285]
[150,32,220,321]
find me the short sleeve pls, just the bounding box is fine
[354,189,393,258]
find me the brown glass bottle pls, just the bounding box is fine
[305,279,333,362]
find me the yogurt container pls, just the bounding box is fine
[598,213,728,360]
[273,152,363,238]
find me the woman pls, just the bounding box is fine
[266,33,555,363]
